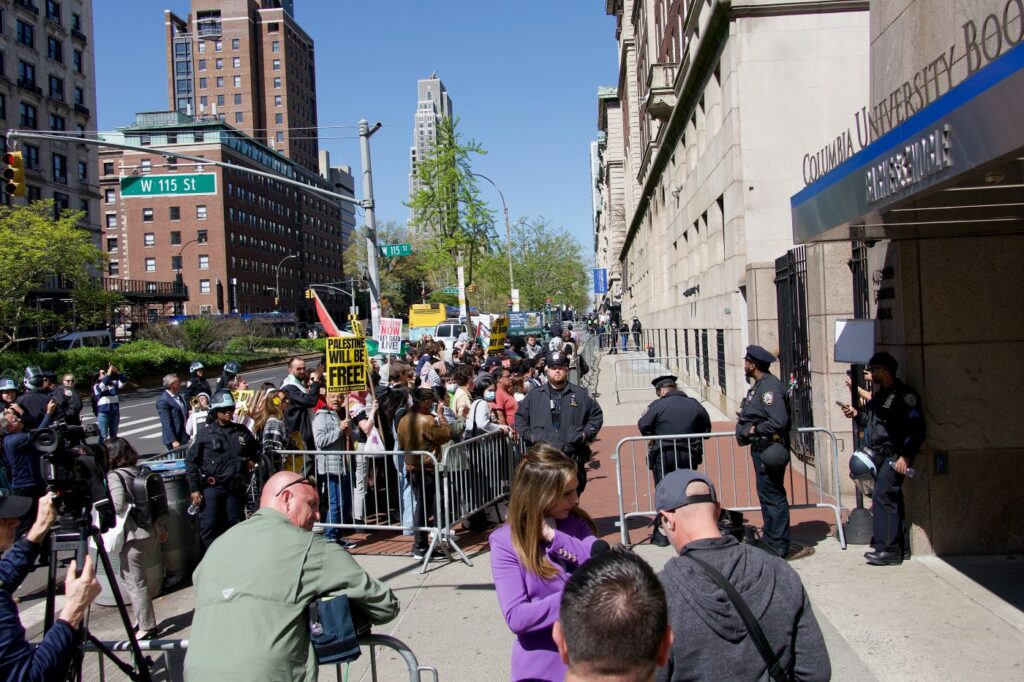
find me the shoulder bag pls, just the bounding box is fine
[685,554,792,682]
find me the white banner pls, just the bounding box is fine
[378,317,403,355]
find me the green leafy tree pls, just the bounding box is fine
[343,221,430,318]
[407,117,497,288]
[0,202,121,351]
[475,217,590,312]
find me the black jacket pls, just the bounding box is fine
[514,381,603,457]
[856,379,925,463]
[15,389,50,429]
[281,377,322,449]
[183,374,212,404]
[735,373,790,449]
[186,420,258,493]
[638,390,712,469]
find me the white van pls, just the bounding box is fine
[53,330,116,350]
[434,320,467,351]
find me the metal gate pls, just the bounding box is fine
[774,246,815,463]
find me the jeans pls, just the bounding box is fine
[394,454,414,535]
[409,468,436,551]
[97,407,120,442]
[752,448,790,555]
[199,484,244,552]
[872,457,906,553]
[620,334,628,350]
[323,474,352,540]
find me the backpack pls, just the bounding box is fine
[113,467,169,528]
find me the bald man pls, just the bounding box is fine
[185,472,399,681]
[654,470,830,682]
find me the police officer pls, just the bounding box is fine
[840,352,925,566]
[186,392,259,552]
[215,360,241,394]
[183,361,212,404]
[16,367,51,429]
[57,374,83,426]
[515,351,604,494]
[735,346,801,559]
[639,375,711,546]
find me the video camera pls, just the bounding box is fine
[32,421,113,531]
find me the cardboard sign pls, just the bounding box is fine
[230,389,254,407]
[326,336,367,393]
[488,317,509,353]
[378,317,403,355]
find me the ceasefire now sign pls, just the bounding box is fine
[120,173,218,197]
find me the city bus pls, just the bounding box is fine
[408,303,448,342]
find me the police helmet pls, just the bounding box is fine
[223,361,241,375]
[24,366,44,390]
[849,450,878,480]
[0,378,17,392]
[209,391,236,411]
[190,361,205,374]
[761,443,790,470]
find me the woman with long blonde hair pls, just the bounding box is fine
[490,443,598,681]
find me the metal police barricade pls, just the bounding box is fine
[576,334,602,394]
[138,444,190,463]
[440,430,522,566]
[277,449,446,573]
[612,356,704,404]
[81,635,439,682]
[613,428,846,549]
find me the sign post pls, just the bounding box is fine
[457,265,468,320]
[325,336,367,394]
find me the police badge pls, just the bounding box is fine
[762,392,774,406]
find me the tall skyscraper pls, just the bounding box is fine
[164,0,319,172]
[0,0,100,239]
[408,72,453,211]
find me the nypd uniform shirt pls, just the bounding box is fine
[856,379,925,462]
[186,420,259,493]
[735,373,790,447]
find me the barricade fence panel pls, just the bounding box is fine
[612,356,705,403]
[614,428,845,549]
[80,634,439,682]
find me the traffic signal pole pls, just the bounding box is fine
[358,121,383,338]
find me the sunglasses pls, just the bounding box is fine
[274,475,314,497]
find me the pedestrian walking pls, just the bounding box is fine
[840,352,925,566]
[638,375,712,547]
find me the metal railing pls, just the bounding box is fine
[82,634,439,682]
[613,427,846,549]
[612,356,705,403]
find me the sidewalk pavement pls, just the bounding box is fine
[18,349,1023,680]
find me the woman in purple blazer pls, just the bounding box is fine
[490,443,598,681]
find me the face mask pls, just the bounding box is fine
[484,391,497,402]
[446,383,457,393]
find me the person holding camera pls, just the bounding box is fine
[515,351,603,495]
[1,400,58,540]
[0,489,102,680]
[92,365,128,442]
[105,438,165,640]
[186,392,259,552]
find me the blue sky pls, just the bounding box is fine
[94,1,617,259]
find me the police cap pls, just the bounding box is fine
[744,345,776,366]
[651,375,677,390]
[209,391,236,411]
[545,351,569,368]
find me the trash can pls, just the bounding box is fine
[148,460,201,582]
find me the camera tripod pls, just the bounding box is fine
[43,512,153,682]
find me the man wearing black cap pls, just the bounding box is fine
[0,490,102,680]
[515,350,603,494]
[736,345,800,560]
[653,470,830,681]
[840,351,925,566]
[639,375,712,547]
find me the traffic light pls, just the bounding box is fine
[304,288,314,299]
[467,283,477,294]
[2,151,26,197]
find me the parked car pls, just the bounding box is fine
[434,320,467,350]
[50,330,117,350]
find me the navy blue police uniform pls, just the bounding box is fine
[515,351,603,494]
[638,376,712,481]
[735,346,792,557]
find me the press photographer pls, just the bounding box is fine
[0,489,102,680]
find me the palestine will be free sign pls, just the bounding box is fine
[326,336,366,393]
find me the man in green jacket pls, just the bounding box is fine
[184,472,400,681]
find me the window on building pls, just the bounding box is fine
[199,77,207,88]
[46,0,61,22]
[215,76,224,88]
[144,233,155,247]
[233,76,241,87]
[105,212,117,229]
[73,86,84,105]
[268,22,279,32]
[142,207,153,222]
[716,329,726,393]
[234,111,243,123]
[272,59,280,70]
[214,40,223,52]
[198,255,209,270]
[48,74,63,100]
[26,186,41,202]
[18,61,36,87]
[104,189,115,203]
[71,13,81,31]
[197,229,208,243]
[108,260,119,276]
[47,36,63,63]
[16,20,34,49]
[275,113,283,124]
[170,230,181,245]
[275,131,284,143]
[198,59,206,71]
[48,113,65,130]
[103,161,114,175]
[77,160,86,182]
[0,94,5,121]
[18,101,37,130]
[73,49,82,73]
[199,279,211,295]
[53,192,68,217]
[79,199,89,220]
[171,255,182,270]
[106,237,118,252]
[232,57,240,68]
[272,40,280,52]
[215,58,223,70]
[199,95,208,108]
[169,206,180,220]
[216,94,225,106]
[231,38,240,50]
[145,257,156,272]
[273,77,281,89]
[196,205,207,220]
[197,40,205,53]
[233,93,242,105]
[140,159,152,173]
[51,153,67,183]
[274,95,282,107]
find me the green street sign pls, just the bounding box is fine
[380,243,413,258]
[120,173,218,197]
[441,286,459,295]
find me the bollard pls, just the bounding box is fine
[647,345,655,363]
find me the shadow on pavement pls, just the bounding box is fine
[940,554,1024,611]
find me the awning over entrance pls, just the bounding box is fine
[791,42,1024,244]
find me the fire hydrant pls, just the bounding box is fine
[647,345,655,363]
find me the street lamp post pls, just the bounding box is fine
[274,253,298,311]
[472,172,515,309]
[174,238,200,317]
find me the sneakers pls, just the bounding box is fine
[411,546,428,560]
[783,544,814,561]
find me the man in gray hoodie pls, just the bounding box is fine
[654,470,830,682]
